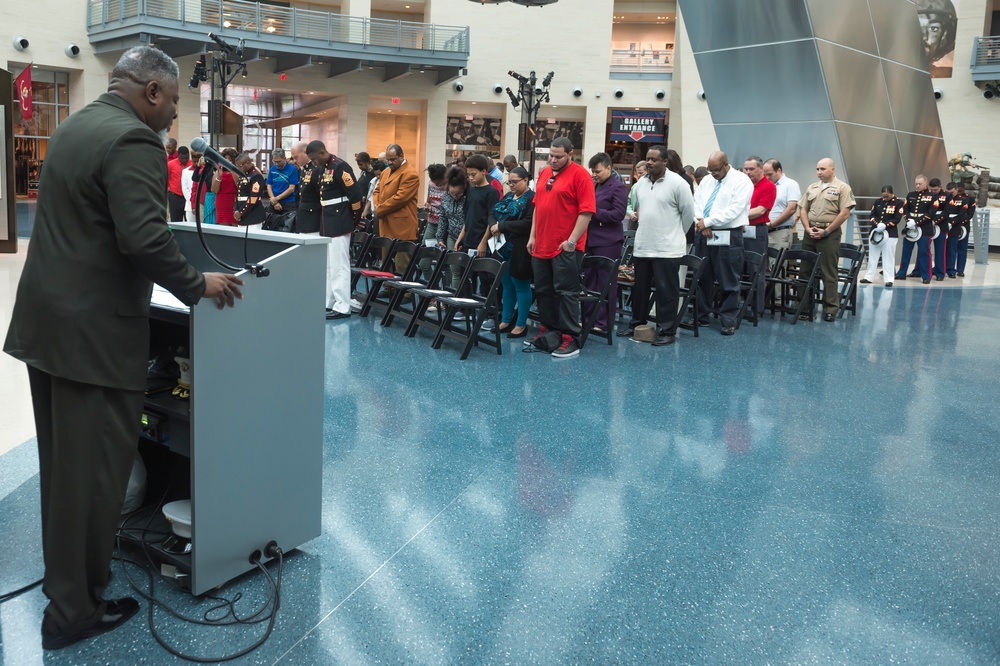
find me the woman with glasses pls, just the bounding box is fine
[489,167,534,338]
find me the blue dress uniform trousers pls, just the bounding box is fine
[896,237,931,280]
[932,232,947,278]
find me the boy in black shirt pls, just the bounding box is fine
[456,154,499,256]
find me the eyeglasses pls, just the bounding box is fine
[508,179,522,186]
[546,176,556,191]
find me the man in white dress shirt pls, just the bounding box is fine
[691,151,753,335]
[616,145,696,346]
[762,159,801,253]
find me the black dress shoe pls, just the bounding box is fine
[894,274,906,280]
[922,278,931,284]
[947,273,957,279]
[616,327,636,338]
[798,313,812,321]
[934,276,944,281]
[823,313,836,322]
[652,333,676,346]
[42,597,140,650]
[860,278,872,284]
[908,272,921,278]
[957,272,965,277]
[326,310,351,320]
[720,326,736,336]
[506,327,527,339]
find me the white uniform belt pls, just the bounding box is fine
[322,196,348,206]
[237,196,248,202]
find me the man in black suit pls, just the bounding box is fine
[3,46,243,650]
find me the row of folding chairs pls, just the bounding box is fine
[348,231,506,360]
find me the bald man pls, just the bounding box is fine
[290,140,322,234]
[798,158,855,321]
[691,151,753,335]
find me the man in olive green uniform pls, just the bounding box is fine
[3,46,243,650]
[798,158,856,321]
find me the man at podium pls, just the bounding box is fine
[3,46,243,650]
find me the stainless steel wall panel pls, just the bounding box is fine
[807,0,878,56]
[679,0,812,53]
[882,61,945,138]
[896,133,950,185]
[714,121,844,189]
[868,0,929,70]
[835,123,907,196]
[694,41,831,124]
[816,42,894,130]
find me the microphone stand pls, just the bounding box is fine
[192,160,271,278]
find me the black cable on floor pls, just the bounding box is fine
[0,578,43,604]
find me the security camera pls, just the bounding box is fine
[492,83,503,94]
[614,88,624,99]
[12,36,29,51]
[573,87,582,97]
[933,87,944,100]
[696,88,707,101]
[65,43,80,58]
[654,88,666,100]
[595,91,601,98]
[453,80,464,92]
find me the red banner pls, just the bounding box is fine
[14,65,32,121]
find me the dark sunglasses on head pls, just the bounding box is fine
[546,176,556,191]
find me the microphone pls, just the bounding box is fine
[207,32,233,54]
[190,137,240,175]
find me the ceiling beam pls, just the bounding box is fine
[328,58,362,78]
[383,63,412,82]
[435,66,464,85]
[273,53,313,73]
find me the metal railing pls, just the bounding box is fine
[971,36,1000,67]
[610,48,673,75]
[87,0,469,54]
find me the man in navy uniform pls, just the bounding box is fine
[929,179,952,281]
[861,186,903,287]
[946,183,976,278]
[307,140,363,320]
[895,175,933,284]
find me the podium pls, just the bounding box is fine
[146,223,329,594]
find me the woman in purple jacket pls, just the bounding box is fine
[584,153,628,333]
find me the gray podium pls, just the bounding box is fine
[146,223,328,595]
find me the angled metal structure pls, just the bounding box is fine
[679,0,949,207]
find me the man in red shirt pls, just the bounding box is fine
[527,137,596,359]
[742,156,776,316]
[165,137,178,161]
[166,145,190,221]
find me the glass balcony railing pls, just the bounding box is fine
[610,48,673,77]
[87,0,469,54]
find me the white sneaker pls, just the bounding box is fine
[482,318,496,330]
[350,298,363,311]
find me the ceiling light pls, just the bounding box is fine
[266,25,276,32]
[223,20,231,27]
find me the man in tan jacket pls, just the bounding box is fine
[373,143,420,274]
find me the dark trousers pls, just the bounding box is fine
[532,249,584,338]
[801,228,842,315]
[932,232,948,278]
[947,232,970,274]
[582,240,622,331]
[694,229,744,328]
[743,224,769,315]
[897,236,931,280]
[168,192,187,222]
[27,366,145,633]
[629,256,682,336]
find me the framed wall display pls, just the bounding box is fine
[446,115,502,150]
[533,119,584,149]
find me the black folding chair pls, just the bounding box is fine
[735,251,766,329]
[676,254,707,337]
[766,248,822,324]
[357,241,419,318]
[381,245,446,328]
[836,246,866,318]
[350,236,396,292]
[616,231,637,321]
[764,246,785,313]
[579,255,621,347]
[431,258,507,360]
[404,251,474,338]
[350,231,372,267]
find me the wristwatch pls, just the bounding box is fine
[566,239,576,248]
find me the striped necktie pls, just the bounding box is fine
[703,179,722,218]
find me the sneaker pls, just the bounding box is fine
[327,310,351,320]
[720,325,736,336]
[350,298,363,311]
[524,326,548,346]
[885,282,893,288]
[482,318,496,330]
[860,278,873,284]
[551,335,580,359]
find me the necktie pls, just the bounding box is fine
[703,179,721,218]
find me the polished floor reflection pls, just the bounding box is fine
[1,282,999,664]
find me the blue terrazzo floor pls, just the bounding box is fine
[1,284,999,665]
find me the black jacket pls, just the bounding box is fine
[870,197,903,238]
[318,156,363,238]
[295,162,322,233]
